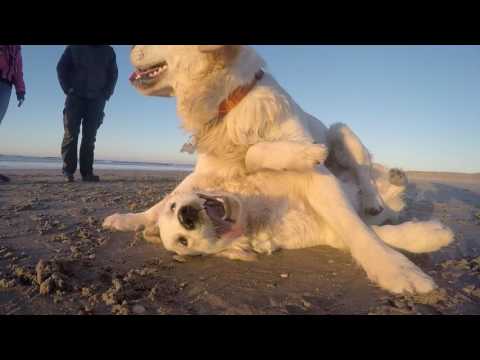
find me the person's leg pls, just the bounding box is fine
[0,80,12,124]
[0,81,13,182]
[61,95,84,178]
[79,98,106,179]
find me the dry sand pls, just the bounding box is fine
[0,169,479,315]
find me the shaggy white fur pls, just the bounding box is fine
[105,162,454,294]
[125,45,384,211]
[103,45,455,294]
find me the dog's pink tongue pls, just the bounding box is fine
[129,72,139,82]
[221,224,244,241]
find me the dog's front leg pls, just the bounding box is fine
[304,168,436,294]
[245,141,329,174]
[103,172,201,233]
[102,200,165,233]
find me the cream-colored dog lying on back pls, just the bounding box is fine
[103,45,452,294]
[107,152,453,294]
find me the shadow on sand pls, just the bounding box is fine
[406,182,480,220]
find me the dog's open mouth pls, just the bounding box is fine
[198,193,241,239]
[129,61,168,86]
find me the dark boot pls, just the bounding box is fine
[0,174,10,183]
[82,174,100,182]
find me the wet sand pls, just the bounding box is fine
[0,169,479,315]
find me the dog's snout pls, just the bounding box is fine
[178,205,199,231]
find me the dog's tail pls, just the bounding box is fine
[372,220,454,253]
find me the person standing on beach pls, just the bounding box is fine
[0,45,26,183]
[57,45,118,182]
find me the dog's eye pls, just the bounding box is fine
[177,236,188,247]
[170,203,176,212]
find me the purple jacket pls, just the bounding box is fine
[0,45,26,95]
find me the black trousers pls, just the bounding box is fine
[61,95,106,177]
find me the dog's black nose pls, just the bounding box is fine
[178,205,199,231]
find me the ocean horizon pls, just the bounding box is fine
[0,154,194,172]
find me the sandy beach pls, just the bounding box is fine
[0,169,479,315]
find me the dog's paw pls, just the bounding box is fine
[142,225,162,243]
[421,221,455,250]
[389,168,408,187]
[367,251,437,294]
[401,221,455,253]
[301,143,329,168]
[103,214,144,232]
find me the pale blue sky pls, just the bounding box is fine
[0,45,479,172]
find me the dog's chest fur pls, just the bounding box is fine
[192,74,317,166]
[196,119,250,163]
[238,194,328,254]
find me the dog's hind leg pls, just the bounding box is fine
[327,123,385,216]
[372,220,454,254]
[302,168,436,294]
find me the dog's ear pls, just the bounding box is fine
[198,45,242,64]
[215,248,257,262]
[198,45,227,53]
[142,225,162,243]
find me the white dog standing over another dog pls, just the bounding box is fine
[103,45,454,294]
